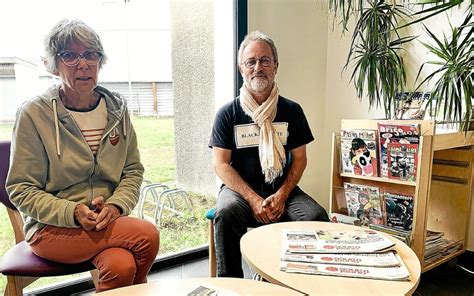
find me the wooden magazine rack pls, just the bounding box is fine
[330,119,474,272]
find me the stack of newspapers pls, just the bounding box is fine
[279,229,410,281]
[423,230,463,264]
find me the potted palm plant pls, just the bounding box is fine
[415,12,473,131]
[344,1,415,119]
[328,0,473,129]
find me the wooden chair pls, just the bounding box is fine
[0,140,98,296]
[205,208,255,279]
[206,208,217,277]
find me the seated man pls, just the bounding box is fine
[209,30,329,278]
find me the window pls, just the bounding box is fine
[0,0,235,292]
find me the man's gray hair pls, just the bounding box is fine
[238,31,278,65]
[43,19,108,74]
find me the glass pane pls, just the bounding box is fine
[0,0,225,292]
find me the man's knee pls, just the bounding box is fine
[310,203,330,221]
[287,191,330,221]
[299,198,329,221]
[215,201,239,223]
[216,189,248,223]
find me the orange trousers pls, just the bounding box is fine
[28,216,159,292]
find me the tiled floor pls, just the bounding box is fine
[77,255,474,295]
[414,259,474,296]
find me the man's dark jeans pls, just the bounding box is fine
[214,185,329,277]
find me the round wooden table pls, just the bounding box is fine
[95,277,304,295]
[240,221,421,296]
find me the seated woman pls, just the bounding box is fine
[6,19,159,293]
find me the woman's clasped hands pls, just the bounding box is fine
[74,196,121,231]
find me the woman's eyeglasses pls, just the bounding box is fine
[57,50,103,67]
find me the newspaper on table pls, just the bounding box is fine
[283,229,395,254]
[279,253,410,281]
[281,250,402,267]
[187,285,217,296]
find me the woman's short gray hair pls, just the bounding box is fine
[238,31,278,65]
[43,19,108,74]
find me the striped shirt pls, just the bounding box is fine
[68,99,107,156]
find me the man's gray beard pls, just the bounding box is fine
[248,77,269,93]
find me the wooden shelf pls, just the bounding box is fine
[433,131,474,151]
[339,173,416,187]
[422,249,465,272]
[330,119,473,273]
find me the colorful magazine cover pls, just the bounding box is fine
[343,183,384,225]
[340,129,378,177]
[395,92,432,120]
[382,191,414,231]
[387,143,418,182]
[377,123,420,178]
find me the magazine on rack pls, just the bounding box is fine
[382,191,414,231]
[387,143,419,181]
[281,250,402,267]
[279,255,410,281]
[369,224,412,247]
[395,92,431,120]
[377,123,419,178]
[330,212,361,226]
[343,183,384,225]
[282,229,395,254]
[340,129,378,176]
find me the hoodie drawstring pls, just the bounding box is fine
[52,98,61,157]
[123,112,127,138]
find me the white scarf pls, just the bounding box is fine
[240,83,286,183]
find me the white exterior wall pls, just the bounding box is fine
[170,0,216,194]
[0,77,16,121]
[0,58,43,121]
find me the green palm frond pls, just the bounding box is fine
[343,0,413,119]
[415,11,473,131]
[327,0,472,126]
[398,0,470,29]
[328,0,364,32]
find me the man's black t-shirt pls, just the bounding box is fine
[209,96,314,193]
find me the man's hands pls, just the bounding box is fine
[249,191,288,224]
[262,192,287,222]
[74,196,121,231]
[248,195,271,224]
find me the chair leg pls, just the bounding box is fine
[209,219,217,277]
[4,276,22,296]
[4,275,37,296]
[90,269,99,289]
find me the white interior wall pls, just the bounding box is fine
[249,1,473,250]
[248,0,329,209]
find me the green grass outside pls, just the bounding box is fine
[0,124,12,141]
[0,117,215,292]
